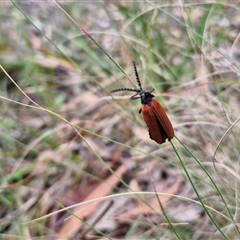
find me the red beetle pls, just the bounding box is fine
[111,62,174,144]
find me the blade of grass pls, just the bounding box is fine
[9,0,145,132]
[51,0,139,87]
[172,137,239,239]
[150,172,182,239]
[145,0,240,73]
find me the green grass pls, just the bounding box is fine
[0,1,239,239]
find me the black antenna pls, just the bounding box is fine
[111,88,139,93]
[111,62,152,101]
[111,62,142,93]
[133,61,142,90]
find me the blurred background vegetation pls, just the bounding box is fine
[0,1,239,239]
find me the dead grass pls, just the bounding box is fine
[0,1,239,239]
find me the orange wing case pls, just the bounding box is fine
[141,99,174,144]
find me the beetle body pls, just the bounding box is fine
[111,62,174,144]
[140,96,174,144]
